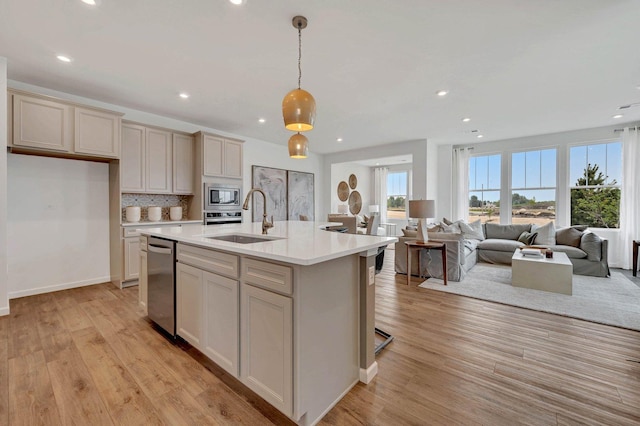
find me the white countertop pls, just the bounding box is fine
[122,220,202,227]
[139,221,397,266]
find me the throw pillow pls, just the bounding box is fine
[427,223,444,232]
[441,222,462,234]
[402,228,417,237]
[581,232,602,261]
[555,227,584,247]
[459,219,485,240]
[531,222,556,246]
[517,231,538,245]
[442,217,454,225]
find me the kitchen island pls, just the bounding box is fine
[140,221,396,426]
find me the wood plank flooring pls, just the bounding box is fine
[1,250,639,425]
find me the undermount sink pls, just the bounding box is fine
[205,233,283,244]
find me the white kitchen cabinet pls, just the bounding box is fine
[139,243,148,314]
[120,123,146,191]
[74,107,120,158]
[173,133,194,194]
[12,93,73,152]
[123,236,141,281]
[201,133,243,179]
[203,271,239,376]
[146,128,172,194]
[240,283,293,416]
[176,262,204,350]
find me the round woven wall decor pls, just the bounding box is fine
[337,181,349,202]
[348,190,362,214]
[348,174,358,189]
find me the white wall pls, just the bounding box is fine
[438,124,640,267]
[329,163,372,216]
[0,58,8,315]
[7,154,111,298]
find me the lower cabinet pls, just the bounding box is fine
[240,283,293,417]
[176,262,204,350]
[139,236,148,314]
[123,236,140,281]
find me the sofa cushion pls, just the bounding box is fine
[555,227,583,247]
[441,222,462,233]
[484,223,531,240]
[402,228,417,237]
[580,232,602,261]
[442,217,454,225]
[477,238,524,252]
[459,219,485,241]
[549,245,587,259]
[532,222,556,246]
[517,231,538,245]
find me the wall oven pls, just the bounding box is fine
[204,183,243,225]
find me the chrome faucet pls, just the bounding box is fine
[242,188,274,235]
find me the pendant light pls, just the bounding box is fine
[282,16,316,132]
[288,132,309,159]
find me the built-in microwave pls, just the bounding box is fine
[204,183,242,211]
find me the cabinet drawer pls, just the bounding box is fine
[242,258,292,295]
[123,228,141,238]
[139,235,147,251]
[177,243,239,278]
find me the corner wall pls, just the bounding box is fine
[0,58,8,315]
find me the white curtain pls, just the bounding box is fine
[374,167,388,224]
[616,127,640,269]
[452,147,471,221]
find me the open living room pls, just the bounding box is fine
[2,1,640,425]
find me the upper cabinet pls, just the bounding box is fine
[120,121,194,194]
[8,90,122,160]
[197,132,243,179]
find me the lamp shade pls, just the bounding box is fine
[282,88,316,131]
[408,200,435,219]
[337,204,348,214]
[369,204,379,213]
[288,133,309,158]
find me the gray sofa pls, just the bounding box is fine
[395,223,610,281]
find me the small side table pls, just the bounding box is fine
[633,240,639,277]
[405,241,447,286]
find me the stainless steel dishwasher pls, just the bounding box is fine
[147,236,176,337]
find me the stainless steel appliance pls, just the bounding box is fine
[204,210,243,225]
[147,236,176,337]
[204,183,242,211]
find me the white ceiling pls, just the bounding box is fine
[2,0,640,155]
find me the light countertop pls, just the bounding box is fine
[139,221,397,266]
[122,220,202,227]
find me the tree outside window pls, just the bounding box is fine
[570,142,621,228]
[387,171,408,220]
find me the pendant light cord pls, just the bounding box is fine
[297,25,302,90]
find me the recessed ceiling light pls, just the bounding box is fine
[462,117,471,122]
[229,0,245,4]
[258,118,266,123]
[81,0,97,5]
[436,90,448,97]
[612,114,623,119]
[56,55,72,63]
[179,93,189,99]
[477,134,484,139]
[336,138,343,142]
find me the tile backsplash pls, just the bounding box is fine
[121,193,191,222]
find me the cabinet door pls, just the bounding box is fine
[146,128,172,193]
[176,262,204,349]
[123,237,141,281]
[224,140,243,179]
[121,124,146,192]
[173,134,194,194]
[241,284,293,416]
[139,249,148,314]
[203,135,224,177]
[12,94,72,152]
[203,271,239,377]
[74,107,120,158]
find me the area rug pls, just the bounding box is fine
[418,264,640,331]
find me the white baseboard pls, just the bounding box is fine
[0,306,10,316]
[359,361,378,384]
[8,276,112,299]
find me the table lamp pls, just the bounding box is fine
[369,205,379,214]
[337,204,348,214]
[408,200,435,243]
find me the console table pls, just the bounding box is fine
[405,241,447,286]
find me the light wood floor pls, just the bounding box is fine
[1,251,640,425]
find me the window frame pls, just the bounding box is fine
[510,148,558,225]
[468,153,502,223]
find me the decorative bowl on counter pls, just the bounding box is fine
[170,206,183,221]
[148,206,162,222]
[125,206,141,223]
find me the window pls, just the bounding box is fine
[511,149,557,226]
[387,171,408,219]
[469,154,501,223]
[569,142,621,228]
